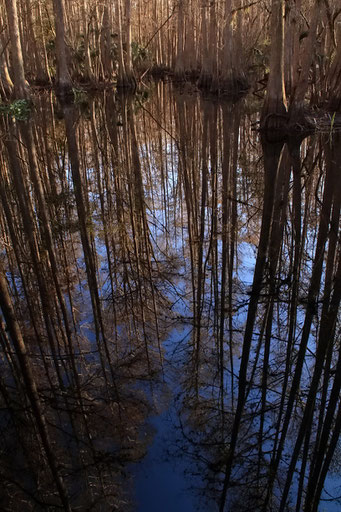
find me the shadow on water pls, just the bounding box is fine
[0,84,341,511]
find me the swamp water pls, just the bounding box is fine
[0,84,341,511]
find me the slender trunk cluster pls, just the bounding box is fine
[1,0,341,108]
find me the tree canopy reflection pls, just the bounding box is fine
[0,85,341,511]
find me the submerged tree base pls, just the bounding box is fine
[175,70,250,98]
[260,106,341,142]
[149,65,173,79]
[207,75,250,99]
[55,82,74,101]
[117,73,137,92]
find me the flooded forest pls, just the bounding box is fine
[1,0,341,511]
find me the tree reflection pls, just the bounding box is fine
[0,85,341,510]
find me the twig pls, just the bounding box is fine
[231,0,262,14]
[143,6,177,51]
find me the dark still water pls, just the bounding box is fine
[0,84,341,511]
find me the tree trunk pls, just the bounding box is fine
[261,0,287,127]
[198,3,211,88]
[52,0,72,94]
[4,0,29,98]
[175,0,186,78]
[326,21,341,110]
[25,0,46,83]
[0,264,71,511]
[219,138,284,510]
[100,2,112,79]
[0,35,14,97]
[289,0,320,123]
[81,0,94,81]
[117,0,136,88]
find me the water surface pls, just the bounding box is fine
[0,84,341,511]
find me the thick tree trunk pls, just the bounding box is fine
[36,0,52,83]
[289,0,320,123]
[284,0,302,94]
[100,2,112,79]
[117,0,136,88]
[125,0,133,76]
[327,22,341,110]
[261,0,287,127]
[220,0,248,93]
[221,0,234,86]
[4,0,29,98]
[198,3,211,88]
[52,0,72,94]
[26,0,46,83]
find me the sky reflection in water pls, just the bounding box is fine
[0,85,341,511]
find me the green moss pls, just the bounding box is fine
[0,99,32,121]
[72,87,89,105]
